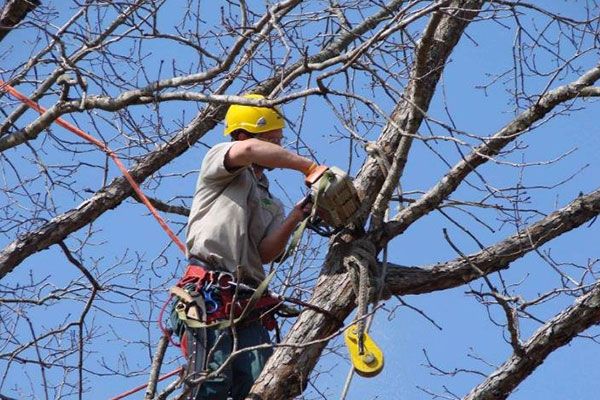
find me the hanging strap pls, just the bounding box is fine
[279,169,335,262]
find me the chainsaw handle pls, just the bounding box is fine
[297,193,313,218]
[304,165,328,187]
[299,193,312,207]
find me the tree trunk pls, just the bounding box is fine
[0,0,40,42]
[250,2,484,398]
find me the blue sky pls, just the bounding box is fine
[1,1,599,399]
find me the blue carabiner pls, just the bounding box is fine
[202,288,219,314]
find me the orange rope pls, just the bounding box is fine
[109,366,184,400]
[0,80,187,254]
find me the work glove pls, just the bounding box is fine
[303,163,328,187]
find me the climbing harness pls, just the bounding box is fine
[168,263,340,336]
[164,261,341,399]
[169,264,283,334]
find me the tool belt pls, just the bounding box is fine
[170,264,282,334]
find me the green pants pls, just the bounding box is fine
[188,321,273,400]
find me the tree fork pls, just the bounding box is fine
[0,0,410,280]
[250,2,484,398]
[464,279,600,400]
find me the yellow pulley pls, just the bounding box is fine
[344,323,384,377]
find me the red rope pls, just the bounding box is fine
[1,81,191,399]
[158,292,182,347]
[109,366,184,400]
[0,80,187,254]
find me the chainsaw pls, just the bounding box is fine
[304,165,362,233]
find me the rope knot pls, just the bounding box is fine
[343,239,379,306]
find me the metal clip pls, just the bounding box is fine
[216,272,234,289]
[201,287,219,314]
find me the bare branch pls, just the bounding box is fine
[464,279,600,400]
[1,0,149,135]
[144,335,169,400]
[251,3,484,398]
[384,188,600,295]
[382,63,600,243]
[353,1,484,229]
[0,0,40,42]
[0,0,423,280]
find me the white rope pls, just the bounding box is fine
[340,235,388,400]
[340,142,398,399]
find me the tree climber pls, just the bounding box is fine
[172,94,325,400]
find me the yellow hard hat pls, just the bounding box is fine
[224,94,285,136]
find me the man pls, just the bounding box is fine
[181,94,321,399]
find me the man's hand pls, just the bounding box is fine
[258,195,313,263]
[290,195,313,223]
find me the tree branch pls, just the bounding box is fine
[580,86,600,96]
[353,1,483,229]
[0,0,40,42]
[368,6,446,231]
[381,63,600,244]
[250,2,484,398]
[0,0,302,148]
[131,194,190,217]
[0,0,148,135]
[0,0,415,280]
[144,335,169,400]
[383,188,600,296]
[0,0,413,152]
[0,104,220,280]
[463,279,600,400]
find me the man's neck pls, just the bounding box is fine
[251,164,265,179]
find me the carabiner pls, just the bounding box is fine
[202,289,219,314]
[217,272,234,289]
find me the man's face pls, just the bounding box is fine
[256,129,284,146]
[248,129,284,173]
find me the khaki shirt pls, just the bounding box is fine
[186,142,285,285]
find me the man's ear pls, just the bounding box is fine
[231,131,253,141]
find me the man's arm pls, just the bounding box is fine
[258,199,310,263]
[225,138,314,174]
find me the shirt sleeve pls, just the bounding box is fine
[200,142,246,185]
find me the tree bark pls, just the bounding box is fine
[249,2,484,398]
[384,188,600,295]
[0,0,39,42]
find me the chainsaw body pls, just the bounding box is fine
[306,166,361,229]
